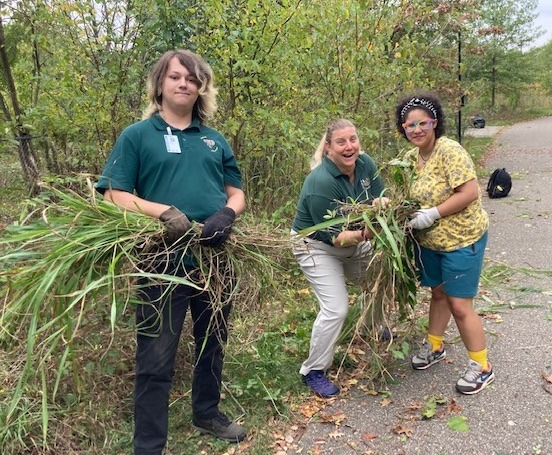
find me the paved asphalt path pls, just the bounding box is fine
[294,119,552,455]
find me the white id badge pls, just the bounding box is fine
[164,134,181,154]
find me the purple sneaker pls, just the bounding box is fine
[303,370,339,398]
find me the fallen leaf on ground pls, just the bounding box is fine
[362,433,379,440]
[447,415,470,431]
[328,430,345,439]
[443,398,462,416]
[481,313,502,320]
[320,410,346,425]
[300,402,322,418]
[361,386,379,395]
[406,401,423,410]
[541,371,552,394]
[392,424,413,437]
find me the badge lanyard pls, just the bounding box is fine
[164,127,182,154]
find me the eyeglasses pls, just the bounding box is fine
[402,118,436,133]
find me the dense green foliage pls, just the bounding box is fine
[462,0,540,110]
[1,0,546,218]
[532,40,552,97]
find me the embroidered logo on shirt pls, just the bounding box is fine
[360,178,373,202]
[361,178,372,190]
[201,137,218,152]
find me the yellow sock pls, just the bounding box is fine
[468,349,488,370]
[426,333,444,352]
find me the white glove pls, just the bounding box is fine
[408,207,441,230]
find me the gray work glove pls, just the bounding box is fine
[159,206,192,244]
[408,206,441,230]
[199,207,236,248]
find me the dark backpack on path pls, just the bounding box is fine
[486,168,512,198]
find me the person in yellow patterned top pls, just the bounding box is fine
[394,92,494,395]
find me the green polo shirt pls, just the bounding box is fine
[292,154,385,245]
[95,114,242,222]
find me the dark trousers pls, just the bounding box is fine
[133,269,231,455]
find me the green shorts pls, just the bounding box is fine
[416,232,488,298]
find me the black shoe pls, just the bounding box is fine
[380,327,398,341]
[192,412,246,443]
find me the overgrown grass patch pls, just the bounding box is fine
[461,136,495,171]
[488,107,552,125]
[0,150,28,227]
[0,171,429,453]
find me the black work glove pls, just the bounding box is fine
[199,207,236,248]
[159,206,192,244]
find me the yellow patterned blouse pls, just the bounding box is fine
[405,136,489,252]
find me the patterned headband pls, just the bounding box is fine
[400,97,437,120]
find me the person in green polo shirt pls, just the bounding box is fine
[291,118,386,398]
[95,50,246,453]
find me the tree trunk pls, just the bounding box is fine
[17,133,41,195]
[491,55,497,108]
[0,16,41,192]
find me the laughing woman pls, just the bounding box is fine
[395,92,494,395]
[291,119,386,398]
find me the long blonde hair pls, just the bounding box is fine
[310,119,356,169]
[142,49,218,122]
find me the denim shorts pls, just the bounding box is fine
[416,232,488,298]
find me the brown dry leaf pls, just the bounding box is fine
[297,288,311,295]
[481,313,501,319]
[320,410,346,425]
[300,402,322,418]
[231,442,251,451]
[362,387,379,396]
[380,397,393,407]
[310,445,324,455]
[541,371,552,383]
[362,433,379,440]
[328,430,345,439]
[443,398,462,416]
[392,424,413,437]
[406,401,423,410]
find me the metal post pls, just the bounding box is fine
[457,32,462,144]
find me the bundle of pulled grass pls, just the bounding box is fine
[0,180,288,435]
[296,193,420,379]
